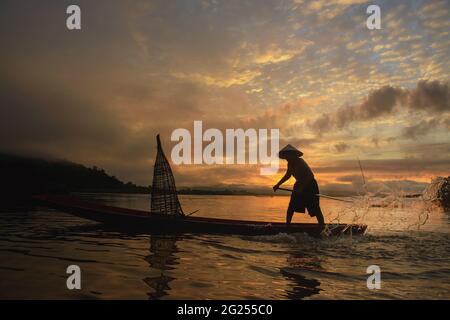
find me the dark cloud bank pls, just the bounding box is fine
[309,80,450,136]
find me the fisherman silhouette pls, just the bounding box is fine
[273,144,325,226]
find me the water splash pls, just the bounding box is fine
[242,232,301,244]
[423,177,450,209]
[411,176,450,230]
[323,177,449,234]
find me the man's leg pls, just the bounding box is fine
[286,208,294,225]
[315,207,325,226]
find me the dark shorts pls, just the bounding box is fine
[288,179,321,217]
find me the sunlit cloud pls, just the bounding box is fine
[171,70,262,88]
[0,0,448,190]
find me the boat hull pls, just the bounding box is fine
[32,194,367,237]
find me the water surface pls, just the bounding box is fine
[1,194,449,299]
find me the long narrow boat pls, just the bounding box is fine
[33,194,367,237]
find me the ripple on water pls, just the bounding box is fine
[0,195,449,299]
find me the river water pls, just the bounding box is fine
[1,193,449,299]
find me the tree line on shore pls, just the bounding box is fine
[0,153,255,198]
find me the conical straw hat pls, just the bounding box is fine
[278,144,303,159]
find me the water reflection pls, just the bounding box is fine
[144,235,180,299]
[2,193,449,299]
[282,250,322,299]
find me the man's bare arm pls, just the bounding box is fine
[273,169,292,191]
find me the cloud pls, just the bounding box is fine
[336,174,365,190]
[0,74,125,156]
[320,178,429,196]
[401,118,440,139]
[315,158,449,175]
[240,103,293,129]
[309,85,407,132]
[336,174,364,183]
[286,138,318,149]
[444,116,450,129]
[171,70,262,88]
[309,80,450,134]
[0,0,448,189]
[409,80,450,113]
[334,142,350,153]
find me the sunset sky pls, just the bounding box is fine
[1,0,449,194]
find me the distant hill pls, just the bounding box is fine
[0,153,262,198]
[0,153,149,197]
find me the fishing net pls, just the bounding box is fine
[436,177,450,209]
[423,176,450,209]
[321,176,450,236]
[150,135,184,216]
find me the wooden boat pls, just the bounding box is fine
[33,194,367,237]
